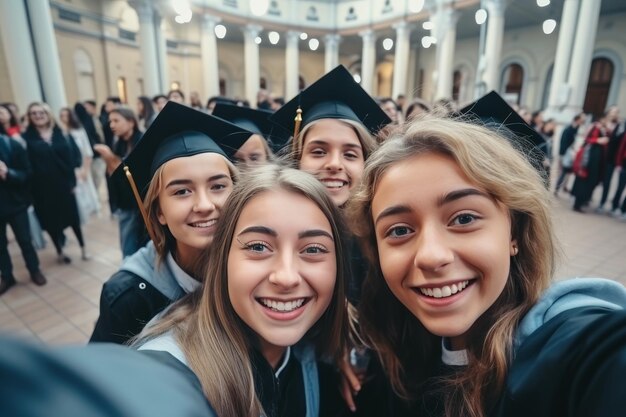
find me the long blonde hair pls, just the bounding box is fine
[291,118,378,162]
[142,155,238,271]
[347,115,557,417]
[135,163,349,417]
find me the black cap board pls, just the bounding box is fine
[269,65,391,138]
[210,103,289,150]
[459,91,547,172]
[112,101,252,198]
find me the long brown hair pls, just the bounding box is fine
[347,115,557,417]
[135,163,349,417]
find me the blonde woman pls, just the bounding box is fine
[90,103,252,344]
[135,163,350,417]
[349,115,626,417]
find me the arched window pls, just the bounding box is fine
[501,63,524,104]
[74,49,96,101]
[260,77,267,90]
[117,77,128,103]
[584,57,614,119]
[219,78,226,96]
[452,70,462,102]
[298,75,306,91]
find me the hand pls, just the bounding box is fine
[598,136,609,145]
[93,144,114,160]
[0,161,7,180]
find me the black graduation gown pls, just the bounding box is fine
[23,127,82,233]
[0,135,32,218]
[89,271,171,344]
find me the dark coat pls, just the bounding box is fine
[23,127,82,232]
[89,271,171,344]
[0,135,32,218]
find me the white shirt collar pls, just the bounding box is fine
[166,252,201,294]
[441,338,469,366]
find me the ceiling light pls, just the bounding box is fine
[268,31,280,44]
[537,0,550,7]
[309,38,319,51]
[422,21,433,30]
[475,9,487,25]
[421,36,433,48]
[300,32,308,40]
[408,0,425,13]
[255,36,262,44]
[250,0,269,16]
[214,24,226,39]
[543,19,557,34]
[382,38,394,51]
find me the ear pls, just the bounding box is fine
[157,207,167,226]
[510,239,519,256]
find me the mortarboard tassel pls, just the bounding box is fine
[293,106,303,139]
[124,166,157,243]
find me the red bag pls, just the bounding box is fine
[573,144,591,178]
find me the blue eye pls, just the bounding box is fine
[303,244,329,255]
[387,225,412,238]
[247,242,268,252]
[452,213,477,226]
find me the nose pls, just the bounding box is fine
[193,190,216,213]
[324,150,343,172]
[413,224,454,273]
[268,251,301,290]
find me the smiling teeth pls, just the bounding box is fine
[260,298,306,312]
[190,219,217,228]
[322,180,346,189]
[419,280,470,298]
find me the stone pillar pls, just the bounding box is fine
[200,15,221,100]
[392,21,412,99]
[154,12,170,93]
[360,29,377,95]
[131,1,160,97]
[26,0,67,113]
[243,24,262,108]
[482,0,506,92]
[324,34,341,73]
[433,5,460,100]
[565,0,602,115]
[285,31,300,100]
[0,0,42,110]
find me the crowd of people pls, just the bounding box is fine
[1,65,626,417]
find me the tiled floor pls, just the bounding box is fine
[1,187,625,346]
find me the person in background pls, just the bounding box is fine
[152,94,168,113]
[405,98,432,121]
[396,94,406,114]
[167,90,185,105]
[598,109,624,213]
[94,107,145,257]
[555,113,585,194]
[59,107,100,224]
[379,97,401,125]
[23,102,89,263]
[77,101,106,196]
[271,97,285,111]
[0,125,47,295]
[189,91,204,111]
[137,96,157,131]
[530,110,544,132]
[609,120,626,220]
[0,104,22,139]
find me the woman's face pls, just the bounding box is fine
[0,107,10,124]
[228,189,336,364]
[233,134,268,165]
[59,110,70,126]
[157,153,233,263]
[168,91,184,104]
[137,100,144,115]
[299,119,365,207]
[371,152,514,350]
[109,113,134,139]
[28,105,50,128]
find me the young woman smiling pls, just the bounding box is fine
[349,115,626,417]
[134,163,350,417]
[90,103,252,344]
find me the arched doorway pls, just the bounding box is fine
[584,57,614,119]
[500,63,524,104]
[74,49,96,101]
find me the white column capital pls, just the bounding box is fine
[243,24,263,39]
[324,33,341,45]
[128,0,154,23]
[392,20,411,33]
[359,29,377,43]
[286,30,301,42]
[201,15,221,30]
[484,0,507,17]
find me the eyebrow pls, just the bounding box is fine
[305,139,363,150]
[237,226,333,241]
[165,173,230,188]
[374,188,489,226]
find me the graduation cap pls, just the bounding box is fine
[269,65,391,141]
[459,91,547,171]
[211,103,290,151]
[112,101,252,240]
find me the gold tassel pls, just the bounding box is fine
[293,106,303,139]
[124,166,156,243]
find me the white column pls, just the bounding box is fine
[392,21,412,99]
[0,1,42,110]
[324,34,341,73]
[201,15,221,100]
[243,24,262,108]
[285,31,300,100]
[566,0,602,114]
[360,29,377,95]
[482,0,506,92]
[131,1,160,97]
[154,12,169,93]
[26,0,67,114]
[434,5,460,100]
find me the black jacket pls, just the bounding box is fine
[0,135,32,218]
